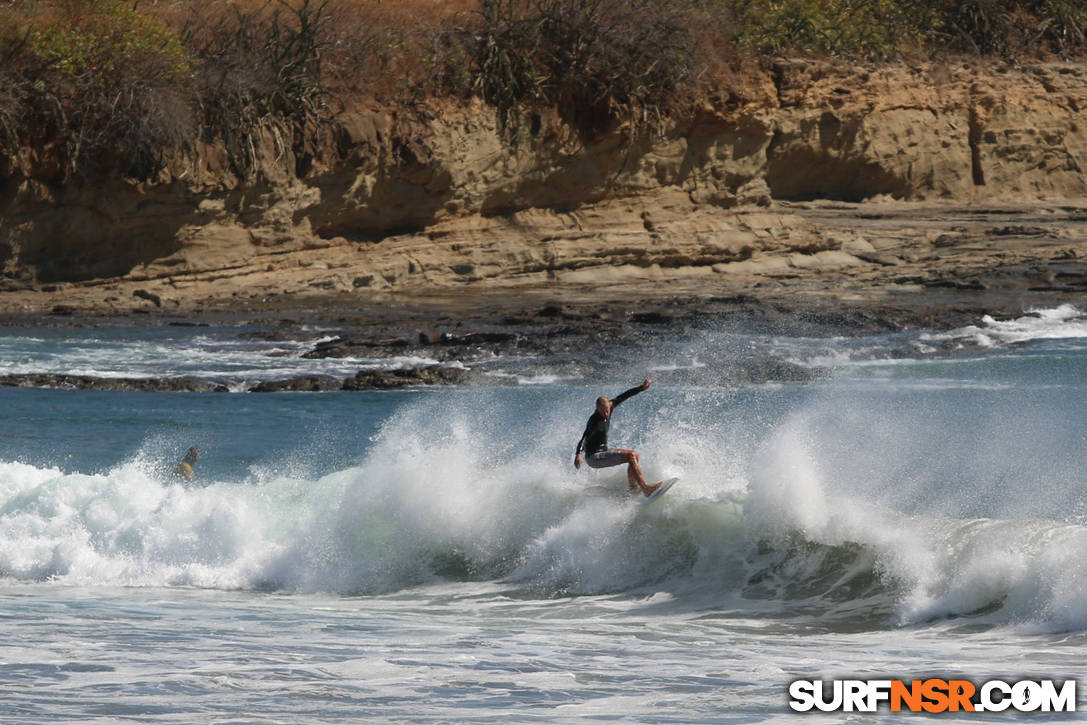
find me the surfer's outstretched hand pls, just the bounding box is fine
[641,378,652,390]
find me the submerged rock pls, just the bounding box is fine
[342,365,469,390]
[249,376,343,392]
[0,374,228,392]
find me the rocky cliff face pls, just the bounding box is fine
[765,60,1087,202]
[1,60,1085,294]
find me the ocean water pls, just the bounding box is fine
[2,306,1087,722]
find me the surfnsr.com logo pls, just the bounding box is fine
[789,679,1077,713]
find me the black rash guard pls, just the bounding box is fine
[575,384,645,457]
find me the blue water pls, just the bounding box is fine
[3,386,399,479]
[3,305,1087,722]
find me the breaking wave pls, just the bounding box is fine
[4,376,1087,635]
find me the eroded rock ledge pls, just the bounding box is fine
[1,59,1085,309]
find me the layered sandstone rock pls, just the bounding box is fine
[0,60,1085,303]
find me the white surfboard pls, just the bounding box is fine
[642,477,679,504]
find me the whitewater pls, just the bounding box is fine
[2,306,1087,722]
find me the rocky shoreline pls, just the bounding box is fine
[2,230,1083,394]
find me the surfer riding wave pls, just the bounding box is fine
[573,378,663,497]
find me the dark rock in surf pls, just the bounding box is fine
[342,365,469,390]
[249,375,343,392]
[734,358,829,384]
[437,331,519,345]
[0,373,228,392]
[648,356,828,387]
[302,335,410,359]
[536,304,563,318]
[237,327,311,342]
[630,311,674,325]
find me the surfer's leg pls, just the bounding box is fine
[619,450,659,497]
[588,450,659,497]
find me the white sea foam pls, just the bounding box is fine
[0,328,447,383]
[483,371,576,385]
[926,304,1087,348]
[647,358,707,372]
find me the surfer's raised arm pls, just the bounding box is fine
[609,378,651,410]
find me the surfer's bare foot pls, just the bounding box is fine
[643,482,661,497]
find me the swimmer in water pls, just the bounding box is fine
[173,447,200,480]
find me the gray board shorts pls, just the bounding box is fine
[586,450,625,468]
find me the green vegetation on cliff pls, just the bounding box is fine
[736,0,1085,57]
[0,0,1084,183]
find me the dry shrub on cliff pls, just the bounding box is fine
[733,0,1087,60]
[734,0,927,57]
[1,0,195,180]
[930,0,1087,58]
[321,0,477,102]
[0,11,29,153]
[473,0,722,140]
[1045,0,1087,57]
[180,0,332,177]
